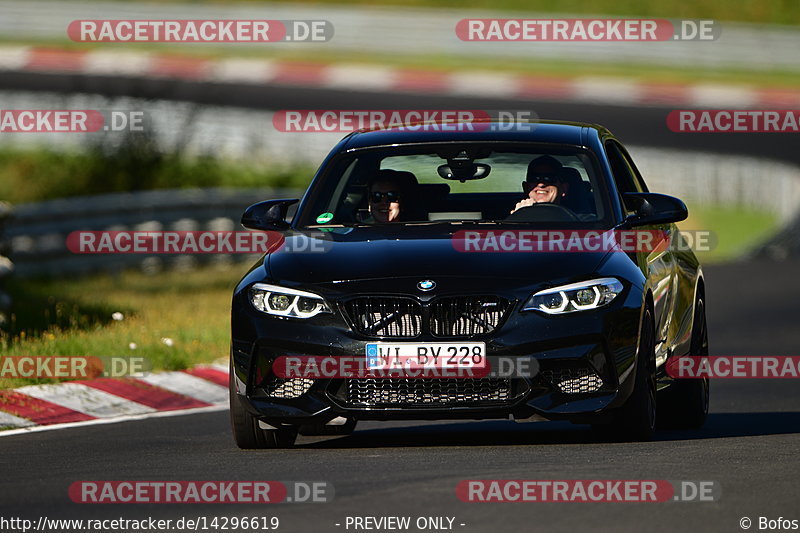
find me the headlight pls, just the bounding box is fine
[249,283,332,318]
[523,277,623,315]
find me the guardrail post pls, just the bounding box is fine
[0,201,13,330]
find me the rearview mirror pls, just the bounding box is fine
[622,192,688,227]
[437,163,491,182]
[241,199,298,231]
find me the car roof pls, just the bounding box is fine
[339,120,609,151]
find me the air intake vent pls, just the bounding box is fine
[263,376,315,399]
[345,378,512,406]
[542,368,603,394]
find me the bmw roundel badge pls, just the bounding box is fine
[417,280,436,291]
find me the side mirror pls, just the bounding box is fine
[241,199,298,231]
[622,192,688,227]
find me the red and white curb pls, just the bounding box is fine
[1,45,799,108]
[0,363,230,436]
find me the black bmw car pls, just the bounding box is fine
[229,120,709,448]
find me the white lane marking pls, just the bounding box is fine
[139,372,228,404]
[84,50,153,75]
[0,405,227,438]
[0,411,35,428]
[208,362,230,374]
[211,58,277,83]
[324,64,396,91]
[571,77,644,104]
[15,383,156,418]
[689,84,758,108]
[448,71,520,98]
[0,46,779,110]
[0,46,31,70]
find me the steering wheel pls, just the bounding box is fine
[505,202,580,222]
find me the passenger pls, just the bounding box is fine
[366,169,418,223]
[510,155,570,214]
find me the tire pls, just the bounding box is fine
[229,361,298,449]
[659,296,710,429]
[594,307,657,442]
[299,418,357,436]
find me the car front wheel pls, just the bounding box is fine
[594,306,656,442]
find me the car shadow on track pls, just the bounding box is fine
[295,411,800,448]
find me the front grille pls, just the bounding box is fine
[345,378,512,406]
[541,367,603,394]
[263,376,315,399]
[343,297,422,337]
[430,295,509,336]
[342,295,511,338]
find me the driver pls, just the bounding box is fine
[510,155,569,214]
[366,169,418,223]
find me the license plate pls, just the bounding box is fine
[365,342,486,371]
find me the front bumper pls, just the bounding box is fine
[231,281,644,427]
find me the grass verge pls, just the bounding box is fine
[0,146,315,204]
[0,264,245,389]
[70,0,800,26]
[679,204,781,263]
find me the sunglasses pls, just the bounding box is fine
[526,174,561,186]
[369,191,402,203]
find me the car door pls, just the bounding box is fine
[606,140,678,367]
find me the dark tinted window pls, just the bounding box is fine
[297,143,614,229]
[605,140,643,215]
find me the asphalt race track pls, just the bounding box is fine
[1,76,799,532]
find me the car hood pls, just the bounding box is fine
[267,226,612,288]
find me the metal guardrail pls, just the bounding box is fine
[629,147,800,222]
[0,202,13,326]
[1,0,800,72]
[6,187,303,277]
[2,89,798,223]
[8,151,800,279]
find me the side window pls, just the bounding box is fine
[616,143,649,193]
[605,140,641,215]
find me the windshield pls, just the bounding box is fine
[297,142,613,229]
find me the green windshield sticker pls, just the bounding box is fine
[316,212,334,224]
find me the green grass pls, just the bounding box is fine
[0,264,244,389]
[0,204,781,389]
[679,205,781,263]
[0,146,315,204]
[74,0,800,26]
